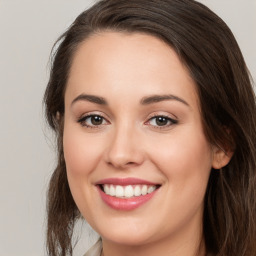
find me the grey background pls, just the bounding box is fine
[0,1,255,256]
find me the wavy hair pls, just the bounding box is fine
[44,0,256,255]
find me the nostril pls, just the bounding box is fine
[106,159,139,168]
[105,142,145,168]
[127,162,136,165]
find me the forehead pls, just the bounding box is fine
[65,31,198,109]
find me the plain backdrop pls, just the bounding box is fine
[0,1,255,256]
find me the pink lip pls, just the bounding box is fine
[96,178,160,211]
[96,177,157,186]
[97,186,158,211]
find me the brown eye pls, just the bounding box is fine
[78,114,108,127]
[91,115,103,125]
[155,116,169,126]
[147,115,178,128]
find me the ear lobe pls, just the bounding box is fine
[212,146,233,169]
[56,111,61,120]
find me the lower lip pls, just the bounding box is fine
[97,186,158,211]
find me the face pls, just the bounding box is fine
[63,32,220,251]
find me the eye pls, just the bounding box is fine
[146,115,178,128]
[78,114,108,128]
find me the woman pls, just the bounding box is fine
[44,0,256,255]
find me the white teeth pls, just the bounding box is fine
[102,184,157,198]
[116,185,124,197]
[109,185,115,196]
[124,185,133,198]
[104,184,110,195]
[147,186,155,193]
[141,185,147,195]
[134,185,142,196]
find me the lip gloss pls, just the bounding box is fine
[96,178,159,210]
[97,177,157,185]
[97,186,157,210]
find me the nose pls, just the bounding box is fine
[104,123,145,169]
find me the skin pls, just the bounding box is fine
[63,32,231,256]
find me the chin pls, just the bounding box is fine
[101,231,153,246]
[92,219,155,246]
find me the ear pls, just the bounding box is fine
[212,145,233,169]
[56,111,61,120]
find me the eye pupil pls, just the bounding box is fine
[91,116,103,125]
[156,116,168,126]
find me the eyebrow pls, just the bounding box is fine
[71,94,107,106]
[140,94,189,107]
[71,93,189,107]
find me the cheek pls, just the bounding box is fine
[150,129,212,224]
[149,127,213,189]
[63,125,103,177]
[62,124,103,220]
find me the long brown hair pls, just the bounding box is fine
[44,0,256,255]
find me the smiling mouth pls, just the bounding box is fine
[99,184,160,199]
[96,178,161,210]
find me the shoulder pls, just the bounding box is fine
[83,239,102,256]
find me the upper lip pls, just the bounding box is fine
[96,177,159,186]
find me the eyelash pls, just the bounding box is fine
[77,113,178,129]
[146,114,178,129]
[77,114,108,129]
